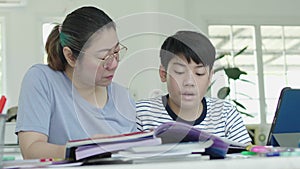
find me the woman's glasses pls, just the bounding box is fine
[101,43,127,69]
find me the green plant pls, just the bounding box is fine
[212,46,254,118]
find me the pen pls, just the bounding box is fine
[0,95,7,114]
[247,145,273,153]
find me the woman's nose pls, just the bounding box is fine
[104,56,118,70]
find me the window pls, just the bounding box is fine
[0,17,4,94]
[42,23,56,63]
[261,26,300,123]
[208,25,258,124]
[208,25,300,125]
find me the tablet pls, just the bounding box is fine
[266,87,300,147]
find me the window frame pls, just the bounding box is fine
[0,17,6,95]
[208,22,300,126]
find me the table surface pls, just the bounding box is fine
[4,147,300,169]
[48,156,300,169]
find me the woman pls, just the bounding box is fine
[16,6,137,159]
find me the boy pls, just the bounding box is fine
[136,31,252,145]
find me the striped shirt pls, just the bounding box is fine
[136,95,252,145]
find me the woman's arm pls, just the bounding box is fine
[18,131,66,159]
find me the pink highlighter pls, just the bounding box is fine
[249,145,272,153]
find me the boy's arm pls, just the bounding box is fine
[18,131,66,159]
[136,112,143,131]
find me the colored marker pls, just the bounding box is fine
[241,151,257,156]
[266,151,280,157]
[2,156,15,161]
[249,145,272,153]
[0,95,7,114]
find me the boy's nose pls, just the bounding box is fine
[183,72,195,86]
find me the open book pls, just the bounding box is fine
[65,121,244,161]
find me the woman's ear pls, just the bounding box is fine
[63,47,76,67]
[159,65,167,82]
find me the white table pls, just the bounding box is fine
[50,156,300,169]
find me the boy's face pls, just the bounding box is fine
[160,54,213,110]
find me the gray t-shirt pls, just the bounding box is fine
[16,64,137,145]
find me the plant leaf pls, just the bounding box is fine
[233,100,246,110]
[217,87,230,99]
[237,110,254,118]
[207,80,216,92]
[208,46,255,118]
[234,46,248,57]
[216,52,230,60]
[224,67,247,80]
[239,78,255,85]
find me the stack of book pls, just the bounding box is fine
[65,121,246,163]
[65,130,160,161]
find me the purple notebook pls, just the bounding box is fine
[154,121,230,159]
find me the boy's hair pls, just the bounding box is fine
[160,31,216,71]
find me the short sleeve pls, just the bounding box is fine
[15,66,52,136]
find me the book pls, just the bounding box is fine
[122,139,213,154]
[153,121,233,159]
[128,154,209,164]
[83,153,209,165]
[66,131,154,148]
[65,121,239,161]
[65,131,157,160]
[113,139,214,162]
[75,137,162,160]
[81,141,213,165]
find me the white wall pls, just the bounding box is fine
[1,0,300,111]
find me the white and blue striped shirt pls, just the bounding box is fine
[136,95,252,145]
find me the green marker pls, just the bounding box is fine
[241,151,257,156]
[2,156,15,161]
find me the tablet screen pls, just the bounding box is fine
[267,87,300,147]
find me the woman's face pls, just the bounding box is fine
[74,28,120,87]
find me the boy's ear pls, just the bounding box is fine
[159,65,167,82]
[63,47,76,68]
[208,69,214,83]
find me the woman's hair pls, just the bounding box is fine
[45,6,116,71]
[160,31,216,71]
